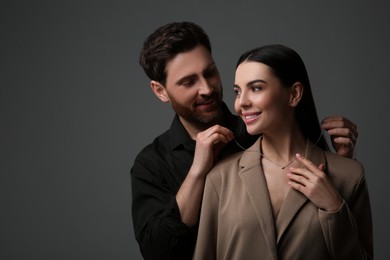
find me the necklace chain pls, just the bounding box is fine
[234,131,324,170]
[262,151,298,169]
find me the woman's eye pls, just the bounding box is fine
[252,86,262,92]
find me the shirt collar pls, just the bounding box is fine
[169,114,195,151]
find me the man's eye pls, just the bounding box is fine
[181,79,195,86]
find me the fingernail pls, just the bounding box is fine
[296,153,302,158]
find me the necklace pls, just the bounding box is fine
[261,148,299,169]
[234,131,324,170]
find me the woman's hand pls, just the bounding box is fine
[287,153,343,212]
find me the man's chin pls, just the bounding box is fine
[193,111,223,127]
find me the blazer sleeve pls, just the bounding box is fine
[193,175,219,260]
[318,167,373,259]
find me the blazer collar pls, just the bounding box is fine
[238,138,327,246]
[238,138,278,258]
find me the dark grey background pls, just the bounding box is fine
[1,1,389,259]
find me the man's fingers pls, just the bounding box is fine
[198,125,234,144]
[332,136,355,146]
[321,116,358,133]
[327,128,358,143]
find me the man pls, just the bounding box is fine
[131,22,358,260]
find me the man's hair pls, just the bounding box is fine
[139,21,212,85]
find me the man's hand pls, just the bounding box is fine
[321,116,358,158]
[176,125,233,227]
[191,125,234,177]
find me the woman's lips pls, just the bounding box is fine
[242,112,261,124]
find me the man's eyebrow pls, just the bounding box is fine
[205,62,217,70]
[175,62,217,85]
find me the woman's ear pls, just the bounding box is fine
[151,80,170,103]
[290,82,304,107]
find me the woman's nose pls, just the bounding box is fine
[239,92,251,107]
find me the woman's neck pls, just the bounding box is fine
[260,127,307,164]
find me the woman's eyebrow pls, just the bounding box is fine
[246,79,267,87]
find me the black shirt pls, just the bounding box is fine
[130,103,257,260]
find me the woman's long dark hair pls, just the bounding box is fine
[236,44,330,151]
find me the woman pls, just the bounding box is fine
[193,45,373,260]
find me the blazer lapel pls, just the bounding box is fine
[276,145,326,242]
[275,186,308,242]
[239,138,278,258]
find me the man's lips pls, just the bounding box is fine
[195,99,213,106]
[194,99,216,109]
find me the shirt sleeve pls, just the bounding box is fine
[130,152,196,260]
[318,170,373,259]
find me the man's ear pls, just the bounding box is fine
[290,82,304,107]
[151,80,169,103]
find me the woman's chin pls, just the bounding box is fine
[247,128,262,136]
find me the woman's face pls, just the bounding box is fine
[234,61,293,136]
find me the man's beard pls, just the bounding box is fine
[170,93,224,130]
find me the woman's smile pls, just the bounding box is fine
[241,112,262,124]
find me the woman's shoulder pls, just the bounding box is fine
[324,151,363,169]
[208,151,244,179]
[323,151,365,182]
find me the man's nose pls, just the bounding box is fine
[198,78,213,95]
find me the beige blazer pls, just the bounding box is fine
[193,138,373,260]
